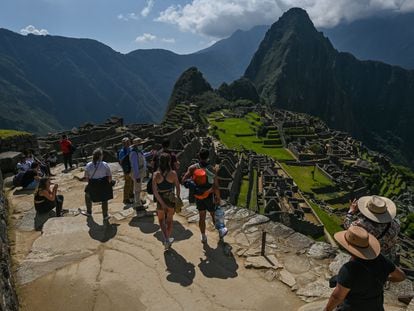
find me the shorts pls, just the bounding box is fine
[156,191,175,210]
[196,194,215,212]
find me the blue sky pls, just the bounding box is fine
[1,0,413,55]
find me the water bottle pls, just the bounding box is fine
[215,206,228,238]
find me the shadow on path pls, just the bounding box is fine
[13,188,34,195]
[87,216,118,242]
[34,210,56,231]
[154,220,193,242]
[129,213,160,234]
[164,249,195,287]
[198,241,238,279]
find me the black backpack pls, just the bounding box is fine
[120,152,131,174]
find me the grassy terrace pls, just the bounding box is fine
[0,129,30,139]
[309,202,343,236]
[209,113,295,161]
[280,164,334,193]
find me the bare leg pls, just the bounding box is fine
[199,210,207,234]
[157,209,167,241]
[166,208,175,238]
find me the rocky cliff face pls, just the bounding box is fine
[245,8,414,167]
[0,170,19,310]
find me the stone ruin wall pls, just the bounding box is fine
[0,170,19,310]
[0,133,38,154]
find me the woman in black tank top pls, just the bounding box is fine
[152,153,181,249]
[34,177,63,217]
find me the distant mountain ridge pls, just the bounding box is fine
[0,26,267,133]
[245,8,414,167]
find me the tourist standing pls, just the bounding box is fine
[84,148,113,222]
[152,153,181,249]
[59,134,74,171]
[118,137,134,205]
[34,177,63,217]
[130,137,151,210]
[324,226,405,311]
[182,148,222,243]
[344,195,400,262]
[152,139,179,172]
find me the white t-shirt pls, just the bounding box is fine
[85,161,111,179]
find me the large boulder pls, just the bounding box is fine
[0,151,21,174]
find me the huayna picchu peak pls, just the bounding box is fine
[245,8,414,168]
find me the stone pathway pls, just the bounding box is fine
[6,163,412,310]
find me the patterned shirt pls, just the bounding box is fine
[344,213,400,261]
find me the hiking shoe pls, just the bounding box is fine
[79,209,92,217]
[168,237,174,245]
[103,215,111,221]
[201,234,207,243]
[164,241,170,250]
[219,227,228,239]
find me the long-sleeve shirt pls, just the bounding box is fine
[129,149,151,180]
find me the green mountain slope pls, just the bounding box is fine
[245,8,414,167]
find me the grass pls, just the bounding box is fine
[237,176,249,207]
[0,129,30,139]
[209,116,295,161]
[281,163,334,193]
[309,202,343,236]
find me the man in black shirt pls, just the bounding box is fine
[324,226,405,311]
[21,162,41,189]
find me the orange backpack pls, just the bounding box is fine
[193,168,207,186]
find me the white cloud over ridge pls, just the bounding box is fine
[135,33,175,44]
[156,0,414,38]
[141,0,155,17]
[20,25,49,36]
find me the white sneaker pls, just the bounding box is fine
[219,227,228,238]
[201,234,207,243]
[168,237,174,244]
[164,241,170,250]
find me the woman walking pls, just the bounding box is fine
[152,153,180,249]
[34,177,64,217]
[84,148,113,223]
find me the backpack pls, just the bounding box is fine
[192,163,214,187]
[13,172,25,187]
[120,153,131,174]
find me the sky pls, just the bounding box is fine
[1,0,413,55]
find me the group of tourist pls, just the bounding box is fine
[13,133,408,309]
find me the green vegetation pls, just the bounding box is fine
[401,213,414,238]
[237,176,249,207]
[209,114,294,161]
[309,202,343,236]
[281,164,334,193]
[0,129,30,139]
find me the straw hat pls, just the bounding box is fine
[334,226,381,260]
[132,137,147,145]
[122,137,130,143]
[357,195,396,224]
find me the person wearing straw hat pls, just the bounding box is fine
[130,137,151,210]
[344,195,400,262]
[324,226,405,311]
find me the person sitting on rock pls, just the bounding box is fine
[34,177,63,217]
[324,226,405,311]
[21,162,41,190]
[46,152,58,168]
[344,195,400,262]
[152,153,181,249]
[16,155,31,173]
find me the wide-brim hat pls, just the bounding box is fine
[334,226,380,260]
[132,137,148,145]
[357,195,396,224]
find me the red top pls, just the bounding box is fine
[59,139,72,154]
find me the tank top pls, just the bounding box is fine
[157,171,174,191]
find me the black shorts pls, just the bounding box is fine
[196,194,215,212]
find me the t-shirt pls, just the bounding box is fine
[59,139,72,154]
[21,169,37,187]
[85,161,111,179]
[337,254,396,311]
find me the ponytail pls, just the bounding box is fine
[92,148,103,165]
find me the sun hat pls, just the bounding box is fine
[132,137,147,145]
[122,137,130,143]
[334,226,381,260]
[357,195,396,224]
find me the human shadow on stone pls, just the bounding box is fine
[34,210,56,231]
[198,241,238,279]
[153,220,193,242]
[129,213,159,234]
[164,249,195,287]
[87,217,118,242]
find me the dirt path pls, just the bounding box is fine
[9,164,305,311]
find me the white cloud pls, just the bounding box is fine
[141,0,155,17]
[161,37,176,43]
[135,33,157,43]
[156,0,414,38]
[20,25,49,36]
[117,12,139,21]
